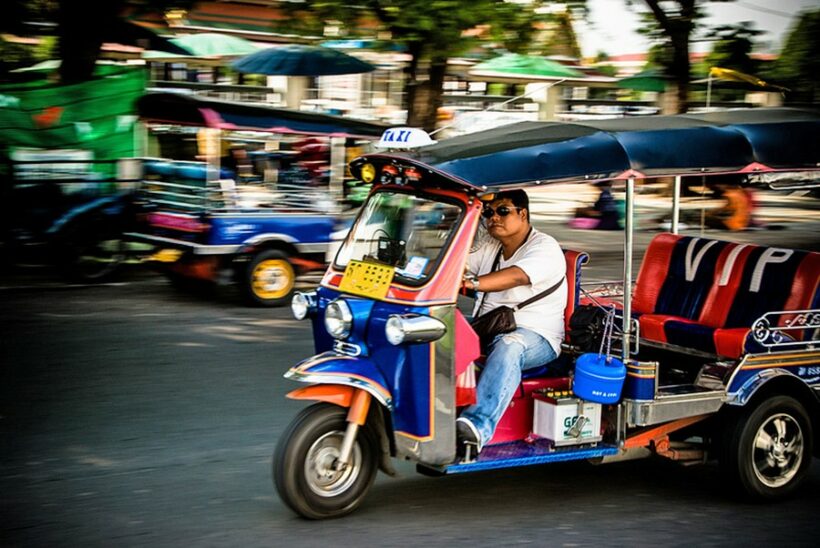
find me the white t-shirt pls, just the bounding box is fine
[468,228,567,354]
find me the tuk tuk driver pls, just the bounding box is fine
[458,189,567,457]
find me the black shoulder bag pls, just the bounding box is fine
[470,247,564,352]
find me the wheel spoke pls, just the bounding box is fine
[773,417,787,441]
[783,437,802,457]
[756,453,775,471]
[754,429,774,452]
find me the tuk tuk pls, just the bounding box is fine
[126,92,386,306]
[274,108,820,518]
[0,65,146,282]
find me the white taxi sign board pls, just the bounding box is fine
[376,127,437,149]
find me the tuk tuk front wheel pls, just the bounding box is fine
[56,229,126,283]
[243,250,295,307]
[720,395,812,500]
[273,402,378,519]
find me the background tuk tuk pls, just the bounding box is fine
[275,108,819,519]
[127,92,386,306]
[0,65,145,282]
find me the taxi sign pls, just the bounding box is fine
[376,127,437,150]
[338,260,394,299]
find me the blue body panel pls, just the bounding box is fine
[728,364,820,397]
[301,286,440,439]
[207,213,336,247]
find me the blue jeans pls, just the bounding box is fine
[460,327,558,447]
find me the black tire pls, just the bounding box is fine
[242,249,295,307]
[56,230,126,283]
[720,395,813,500]
[273,403,378,519]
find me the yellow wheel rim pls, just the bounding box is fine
[251,259,295,300]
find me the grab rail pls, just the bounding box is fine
[751,309,820,350]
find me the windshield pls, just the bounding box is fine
[334,190,463,285]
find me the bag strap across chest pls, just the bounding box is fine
[477,240,565,313]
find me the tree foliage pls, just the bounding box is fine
[536,10,582,59]
[632,0,735,113]
[2,0,194,84]
[288,1,585,130]
[703,23,762,75]
[773,8,820,103]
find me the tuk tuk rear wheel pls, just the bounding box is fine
[243,250,295,307]
[720,395,812,500]
[273,402,378,519]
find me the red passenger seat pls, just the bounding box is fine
[633,233,820,358]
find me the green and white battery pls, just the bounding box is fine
[532,391,603,447]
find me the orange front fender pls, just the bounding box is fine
[287,384,355,408]
[288,384,395,477]
[287,385,372,425]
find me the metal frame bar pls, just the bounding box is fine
[622,176,635,361]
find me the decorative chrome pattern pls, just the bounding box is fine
[333,340,362,357]
[751,309,820,349]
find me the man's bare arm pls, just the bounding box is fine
[465,266,530,292]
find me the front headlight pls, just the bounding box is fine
[385,316,407,345]
[385,314,447,346]
[324,299,353,339]
[290,291,316,321]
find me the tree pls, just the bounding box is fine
[1,0,193,84]
[773,8,820,103]
[632,0,734,113]
[288,1,574,131]
[698,22,765,101]
[704,23,762,75]
[537,9,582,59]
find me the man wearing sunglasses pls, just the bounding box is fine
[457,189,567,457]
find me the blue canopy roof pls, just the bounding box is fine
[366,108,820,189]
[137,92,387,138]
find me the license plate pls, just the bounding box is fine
[338,260,394,299]
[148,248,183,263]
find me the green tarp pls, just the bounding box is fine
[0,65,146,177]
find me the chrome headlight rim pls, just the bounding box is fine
[384,314,447,346]
[291,291,316,321]
[385,316,406,346]
[324,299,353,340]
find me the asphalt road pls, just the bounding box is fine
[2,218,820,547]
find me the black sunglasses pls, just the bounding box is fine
[482,205,521,219]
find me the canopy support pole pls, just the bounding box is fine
[706,74,713,109]
[671,175,681,234]
[329,136,346,204]
[622,176,635,362]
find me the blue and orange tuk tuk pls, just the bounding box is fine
[274,108,820,518]
[127,92,385,305]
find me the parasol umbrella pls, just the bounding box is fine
[143,32,259,60]
[469,53,585,81]
[616,68,669,93]
[231,45,376,77]
[168,33,259,57]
